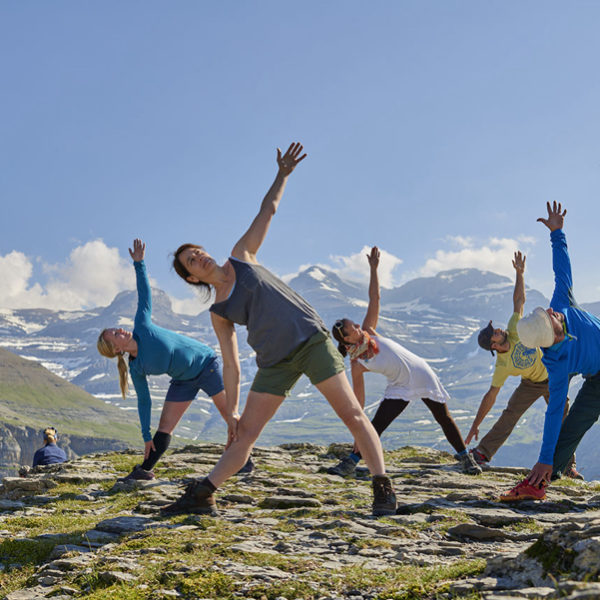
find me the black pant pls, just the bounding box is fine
[355,397,466,458]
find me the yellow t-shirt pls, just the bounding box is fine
[491,312,548,388]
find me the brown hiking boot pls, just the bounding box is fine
[372,474,397,516]
[565,465,584,480]
[160,481,218,516]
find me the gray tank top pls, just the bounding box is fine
[210,257,325,368]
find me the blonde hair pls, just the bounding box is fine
[97,330,129,399]
[43,427,57,444]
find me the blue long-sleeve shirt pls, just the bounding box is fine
[538,229,600,464]
[130,260,215,441]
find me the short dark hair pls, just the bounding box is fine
[172,244,212,301]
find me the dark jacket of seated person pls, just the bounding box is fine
[32,427,67,467]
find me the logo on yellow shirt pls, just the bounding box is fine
[511,342,537,369]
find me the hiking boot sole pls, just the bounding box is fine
[372,506,397,516]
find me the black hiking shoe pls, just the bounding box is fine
[372,474,397,516]
[236,457,255,475]
[160,481,218,516]
[456,452,483,476]
[327,456,357,478]
[118,464,155,482]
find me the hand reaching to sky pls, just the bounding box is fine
[276,142,307,176]
[129,238,146,262]
[512,251,526,274]
[367,246,380,270]
[537,201,567,232]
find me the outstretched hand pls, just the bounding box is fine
[537,201,567,232]
[465,424,479,445]
[276,142,307,176]
[367,246,380,270]
[512,251,526,274]
[129,239,146,262]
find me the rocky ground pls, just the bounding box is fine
[0,444,599,600]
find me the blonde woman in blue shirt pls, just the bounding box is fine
[97,239,249,480]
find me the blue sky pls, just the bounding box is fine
[2,2,600,313]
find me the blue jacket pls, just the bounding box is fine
[130,260,215,441]
[538,229,600,464]
[33,443,67,467]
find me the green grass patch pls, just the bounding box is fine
[502,519,546,534]
[0,538,56,566]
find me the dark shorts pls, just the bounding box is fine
[251,330,345,397]
[165,357,224,403]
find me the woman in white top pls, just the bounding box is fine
[330,247,481,476]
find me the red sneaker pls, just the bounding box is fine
[499,478,546,502]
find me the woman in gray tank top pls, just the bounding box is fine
[164,142,397,517]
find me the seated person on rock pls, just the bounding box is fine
[501,202,600,501]
[32,427,67,467]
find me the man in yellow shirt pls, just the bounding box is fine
[465,252,580,477]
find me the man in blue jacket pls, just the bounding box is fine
[500,201,600,501]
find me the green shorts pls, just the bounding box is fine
[251,330,346,397]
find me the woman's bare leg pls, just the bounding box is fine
[157,400,193,433]
[208,391,284,487]
[316,372,386,476]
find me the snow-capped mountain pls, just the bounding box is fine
[2,266,599,479]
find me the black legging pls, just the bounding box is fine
[355,397,466,458]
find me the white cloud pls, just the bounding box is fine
[0,241,134,310]
[0,251,46,307]
[0,240,213,314]
[284,246,403,288]
[170,295,211,316]
[417,236,535,279]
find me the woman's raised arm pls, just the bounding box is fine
[130,238,152,327]
[362,246,380,332]
[232,142,306,263]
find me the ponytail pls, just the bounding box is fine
[97,330,129,399]
[337,342,348,358]
[331,318,349,358]
[116,353,129,400]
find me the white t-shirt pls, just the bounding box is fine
[357,334,449,403]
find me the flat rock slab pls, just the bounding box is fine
[447,523,513,541]
[48,544,92,559]
[222,494,255,505]
[54,472,115,484]
[0,499,25,510]
[95,516,163,534]
[259,495,322,509]
[230,540,279,555]
[99,570,138,584]
[1,478,56,492]
[5,588,50,600]
[463,508,532,527]
[83,529,120,542]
